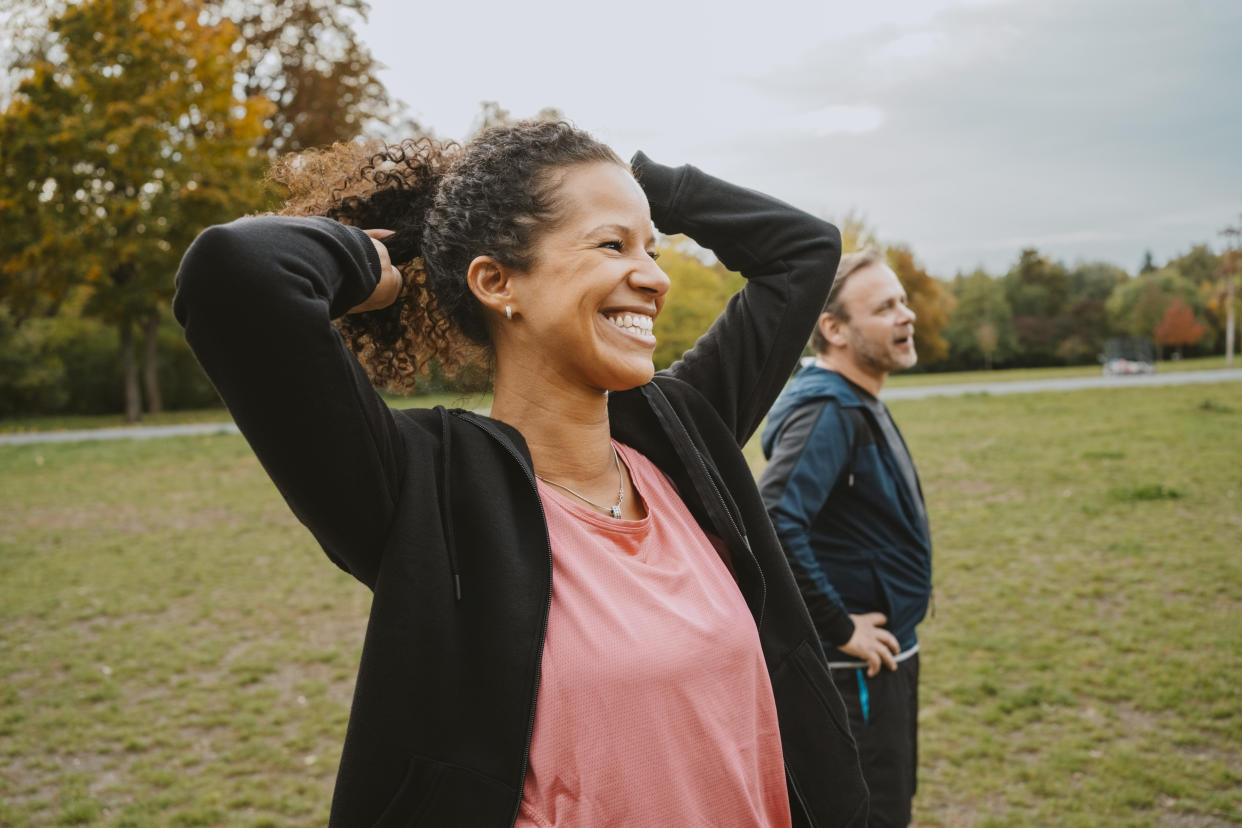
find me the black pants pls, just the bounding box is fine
[831,653,919,828]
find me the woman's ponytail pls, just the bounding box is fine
[269,137,476,394]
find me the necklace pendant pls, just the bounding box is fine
[609,504,622,519]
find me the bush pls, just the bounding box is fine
[156,313,221,410]
[42,314,125,414]
[0,306,219,417]
[0,307,70,416]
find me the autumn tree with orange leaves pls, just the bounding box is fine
[1153,298,1207,358]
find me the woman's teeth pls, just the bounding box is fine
[607,313,655,337]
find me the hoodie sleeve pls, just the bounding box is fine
[631,152,840,446]
[173,216,404,587]
[758,399,856,646]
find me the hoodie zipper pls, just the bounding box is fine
[784,760,819,828]
[698,449,767,625]
[456,413,553,828]
[645,383,767,624]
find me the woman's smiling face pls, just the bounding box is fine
[506,161,670,393]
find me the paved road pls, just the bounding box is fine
[2,369,1239,446]
[0,421,241,447]
[880,367,1242,400]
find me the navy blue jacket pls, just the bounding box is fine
[758,365,932,657]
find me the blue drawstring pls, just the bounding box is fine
[856,669,870,723]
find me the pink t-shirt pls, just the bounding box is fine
[518,441,791,828]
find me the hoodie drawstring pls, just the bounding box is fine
[436,406,462,601]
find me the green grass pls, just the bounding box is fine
[883,382,1242,826]
[3,382,1241,825]
[0,436,368,826]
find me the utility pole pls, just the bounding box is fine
[1221,220,1240,368]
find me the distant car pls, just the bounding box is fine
[1102,357,1155,376]
[1100,337,1156,376]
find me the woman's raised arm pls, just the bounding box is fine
[633,153,841,446]
[174,215,405,587]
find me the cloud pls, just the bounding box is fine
[874,31,946,61]
[802,105,885,135]
[725,0,1242,274]
[358,0,1242,275]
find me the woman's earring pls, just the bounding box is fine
[505,305,513,321]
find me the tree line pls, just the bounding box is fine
[933,244,1235,371]
[830,217,1236,373]
[1,0,1237,420]
[902,243,1234,372]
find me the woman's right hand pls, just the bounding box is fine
[348,229,403,313]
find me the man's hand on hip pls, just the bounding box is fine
[841,612,900,677]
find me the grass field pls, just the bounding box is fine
[2,380,1240,825]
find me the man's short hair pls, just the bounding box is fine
[809,248,886,354]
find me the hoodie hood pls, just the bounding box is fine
[761,364,866,459]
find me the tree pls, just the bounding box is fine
[652,242,744,371]
[943,269,1018,369]
[1212,246,1240,366]
[5,0,401,154]
[886,245,952,366]
[1158,244,1229,353]
[1006,248,1069,318]
[1210,224,1240,366]
[1167,244,1221,286]
[974,321,999,370]
[203,0,399,153]
[837,210,880,254]
[1068,261,1128,304]
[1139,250,1157,274]
[1106,269,1210,359]
[1153,299,1207,357]
[0,0,270,420]
[1058,262,1128,364]
[1003,248,1070,365]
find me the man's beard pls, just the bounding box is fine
[850,328,917,375]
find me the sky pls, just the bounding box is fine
[356,0,1242,278]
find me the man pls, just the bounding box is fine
[758,248,932,827]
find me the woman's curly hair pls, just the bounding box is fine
[268,120,623,392]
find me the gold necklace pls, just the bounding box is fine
[534,444,625,518]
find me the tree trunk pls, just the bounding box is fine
[120,318,142,423]
[142,312,163,415]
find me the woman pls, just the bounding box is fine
[175,120,866,827]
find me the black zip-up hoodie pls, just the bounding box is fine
[174,153,868,827]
